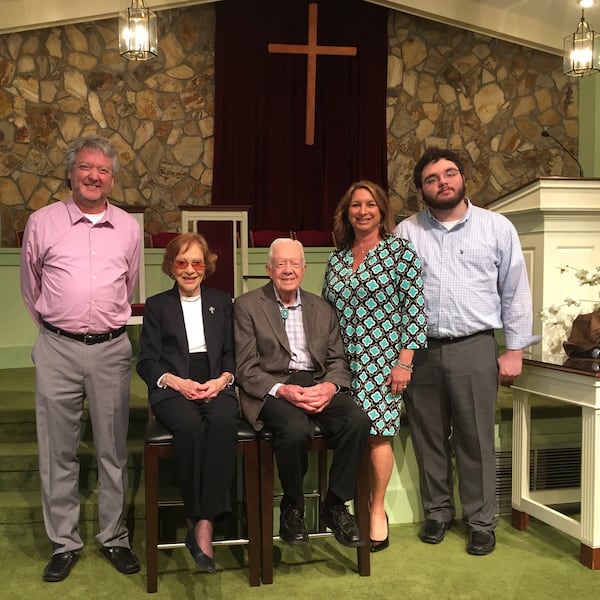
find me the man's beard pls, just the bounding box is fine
[421,181,466,211]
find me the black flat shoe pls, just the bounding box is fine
[370,513,389,552]
[43,550,79,582]
[370,537,389,552]
[185,528,216,573]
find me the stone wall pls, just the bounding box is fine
[386,13,578,216]
[0,6,216,245]
[0,5,578,245]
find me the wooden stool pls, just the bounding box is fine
[144,416,261,592]
[258,424,370,584]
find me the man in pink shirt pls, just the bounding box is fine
[20,135,141,582]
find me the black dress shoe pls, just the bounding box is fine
[370,512,389,553]
[418,519,451,544]
[320,502,365,548]
[466,530,496,556]
[184,529,216,573]
[100,546,141,574]
[279,506,309,545]
[43,550,79,582]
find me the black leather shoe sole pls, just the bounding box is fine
[419,519,451,544]
[100,546,141,574]
[466,530,496,556]
[43,551,79,582]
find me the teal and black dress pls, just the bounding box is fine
[323,235,427,435]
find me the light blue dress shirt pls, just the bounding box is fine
[395,199,539,350]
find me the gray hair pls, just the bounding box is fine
[268,237,306,265]
[65,135,120,188]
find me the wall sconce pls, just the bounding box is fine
[564,1,600,76]
[119,0,158,61]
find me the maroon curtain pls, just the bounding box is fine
[213,0,388,231]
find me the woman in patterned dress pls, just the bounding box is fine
[323,180,427,552]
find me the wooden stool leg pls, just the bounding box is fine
[260,439,275,584]
[144,445,160,593]
[317,448,328,532]
[355,450,371,576]
[243,442,261,586]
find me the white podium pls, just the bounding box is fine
[489,178,600,357]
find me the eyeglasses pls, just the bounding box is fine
[422,168,461,187]
[174,259,205,271]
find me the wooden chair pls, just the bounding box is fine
[144,414,261,592]
[258,424,370,584]
[149,232,180,248]
[249,230,293,247]
[293,230,335,247]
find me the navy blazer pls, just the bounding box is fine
[137,283,237,409]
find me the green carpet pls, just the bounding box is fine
[1,518,599,599]
[1,367,599,599]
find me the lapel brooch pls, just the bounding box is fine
[209,306,215,314]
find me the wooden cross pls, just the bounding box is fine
[268,3,357,145]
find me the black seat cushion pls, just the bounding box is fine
[145,415,257,445]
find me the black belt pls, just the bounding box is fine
[41,320,127,345]
[427,329,494,344]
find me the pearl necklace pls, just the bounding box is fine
[180,294,201,302]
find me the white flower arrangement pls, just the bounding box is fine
[539,265,600,355]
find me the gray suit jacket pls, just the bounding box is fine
[233,283,351,429]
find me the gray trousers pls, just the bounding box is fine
[404,332,499,531]
[33,327,132,554]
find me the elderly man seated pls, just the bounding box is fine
[233,238,370,547]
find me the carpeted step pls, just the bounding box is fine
[0,487,149,526]
[0,440,147,493]
[0,489,149,548]
[0,366,239,542]
[0,405,149,444]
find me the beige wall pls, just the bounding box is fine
[0,0,578,55]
